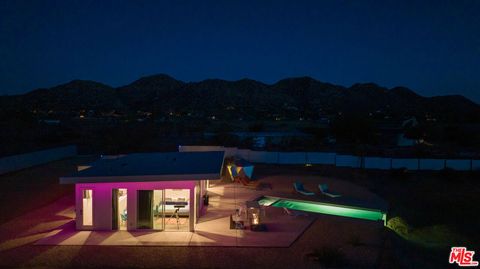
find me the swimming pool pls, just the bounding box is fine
[258,196,386,224]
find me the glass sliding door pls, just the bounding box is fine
[164,189,190,231]
[153,190,164,230]
[82,189,93,226]
[136,189,190,231]
[137,190,153,229]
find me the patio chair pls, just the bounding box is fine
[237,170,272,190]
[230,214,245,230]
[318,184,341,198]
[238,174,260,187]
[283,207,308,217]
[293,182,315,196]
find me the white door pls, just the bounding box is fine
[81,189,93,227]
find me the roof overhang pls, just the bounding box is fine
[60,173,221,184]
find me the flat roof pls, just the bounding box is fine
[60,151,225,184]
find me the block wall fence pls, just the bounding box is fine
[0,145,77,175]
[179,145,480,171]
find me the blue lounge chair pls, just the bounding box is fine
[318,184,341,198]
[293,182,315,196]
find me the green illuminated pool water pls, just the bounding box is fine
[259,196,386,223]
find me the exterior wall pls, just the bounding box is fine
[419,159,445,171]
[278,152,307,164]
[473,160,480,171]
[392,158,419,170]
[0,145,77,175]
[306,152,336,165]
[75,180,197,231]
[445,159,471,170]
[364,157,392,170]
[336,155,361,168]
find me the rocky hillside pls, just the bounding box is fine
[1,74,479,122]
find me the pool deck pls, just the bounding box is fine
[33,183,315,247]
[253,169,389,213]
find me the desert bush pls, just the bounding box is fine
[387,216,411,238]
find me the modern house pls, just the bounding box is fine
[60,151,225,232]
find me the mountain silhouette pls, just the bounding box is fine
[1,74,479,122]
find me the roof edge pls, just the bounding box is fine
[60,173,221,184]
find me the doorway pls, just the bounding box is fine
[82,189,93,227]
[137,190,153,229]
[112,188,128,230]
[136,189,190,231]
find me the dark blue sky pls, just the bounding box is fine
[1,0,479,102]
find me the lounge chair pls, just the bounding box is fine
[293,182,315,196]
[283,207,308,217]
[318,184,341,198]
[236,170,272,190]
[237,174,261,188]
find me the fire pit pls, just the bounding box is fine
[246,201,267,231]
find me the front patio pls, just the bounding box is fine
[35,183,315,247]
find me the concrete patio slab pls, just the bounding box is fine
[35,184,315,247]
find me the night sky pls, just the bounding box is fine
[1,0,479,102]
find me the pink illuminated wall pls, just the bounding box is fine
[75,180,203,231]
